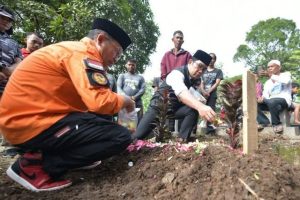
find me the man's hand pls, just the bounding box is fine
[178,90,215,121]
[198,105,216,122]
[202,91,210,97]
[257,96,264,103]
[258,70,268,77]
[122,95,135,112]
[2,58,22,77]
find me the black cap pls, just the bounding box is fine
[193,50,212,66]
[92,18,131,51]
[0,5,15,21]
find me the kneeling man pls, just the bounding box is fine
[132,50,216,142]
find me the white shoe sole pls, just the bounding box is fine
[6,166,72,192]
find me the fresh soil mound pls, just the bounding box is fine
[1,135,300,200]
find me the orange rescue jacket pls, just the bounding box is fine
[0,37,124,144]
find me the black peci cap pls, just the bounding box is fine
[92,18,131,51]
[193,50,212,66]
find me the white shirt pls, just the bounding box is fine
[263,72,292,106]
[166,70,188,96]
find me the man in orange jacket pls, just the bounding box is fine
[0,18,135,192]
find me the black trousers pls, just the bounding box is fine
[257,98,288,125]
[17,112,132,178]
[136,104,144,125]
[168,118,183,132]
[133,105,198,140]
[206,95,217,132]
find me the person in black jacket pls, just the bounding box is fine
[133,50,216,142]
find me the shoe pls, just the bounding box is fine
[192,125,197,134]
[206,129,216,135]
[1,147,23,158]
[205,124,217,135]
[174,137,187,143]
[74,160,102,170]
[257,124,265,132]
[6,153,71,192]
[273,124,283,134]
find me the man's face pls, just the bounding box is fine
[189,60,204,79]
[98,34,123,67]
[26,34,43,53]
[292,87,299,94]
[267,63,281,75]
[172,33,184,49]
[0,15,13,32]
[209,54,216,67]
[126,61,136,73]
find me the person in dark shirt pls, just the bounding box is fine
[152,76,162,92]
[117,59,146,123]
[0,5,22,94]
[291,82,300,124]
[106,72,117,93]
[0,5,22,156]
[200,53,223,134]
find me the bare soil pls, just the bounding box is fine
[1,133,300,200]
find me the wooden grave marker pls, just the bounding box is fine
[242,70,258,154]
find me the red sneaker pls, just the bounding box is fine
[22,152,43,161]
[6,153,72,192]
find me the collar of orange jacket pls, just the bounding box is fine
[80,37,103,62]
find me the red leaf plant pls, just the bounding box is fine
[219,80,242,149]
[153,89,174,142]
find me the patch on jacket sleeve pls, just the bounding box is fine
[87,70,109,87]
[83,58,105,71]
[83,58,109,87]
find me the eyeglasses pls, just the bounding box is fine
[105,34,123,62]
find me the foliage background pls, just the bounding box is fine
[141,81,153,112]
[2,1,300,111]
[233,17,300,81]
[1,0,160,75]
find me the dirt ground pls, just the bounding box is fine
[1,131,300,200]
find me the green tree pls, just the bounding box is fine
[286,49,300,80]
[2,0,160,74]
[141,81,153,112]
[233,17,300,74]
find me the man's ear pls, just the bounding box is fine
[96,33,106,46]
[188,59,193,64]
